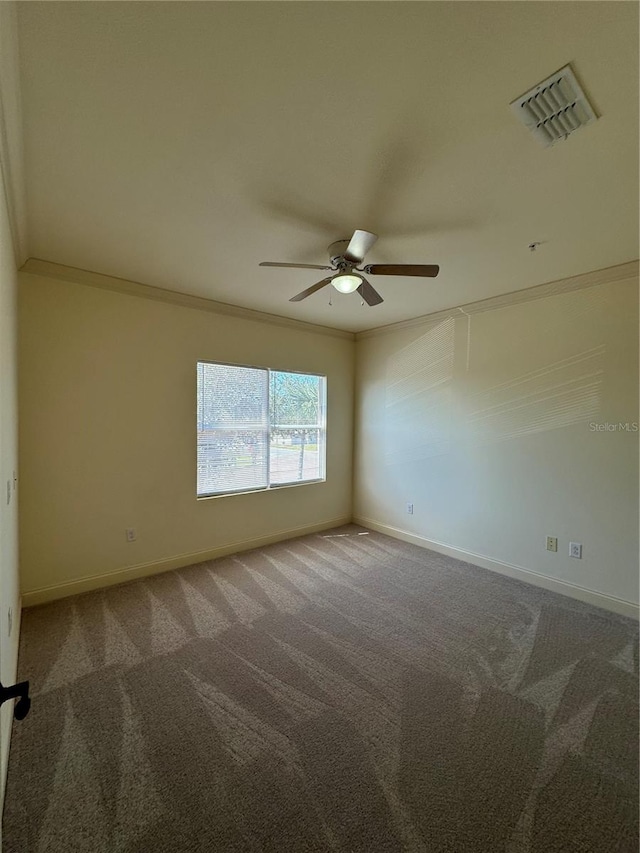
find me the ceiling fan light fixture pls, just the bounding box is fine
[332,273,362,294]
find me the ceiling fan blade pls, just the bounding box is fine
[289,277,333,302]
[344,230,378,264]
[357,276,384,306]
[260,262,332,270]
[363,264,440,277]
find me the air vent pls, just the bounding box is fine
[510,64,597,147]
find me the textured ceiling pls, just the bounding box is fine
[17,2,639,332]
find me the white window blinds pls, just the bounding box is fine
[197,363,269,495]
[197,363,326,497]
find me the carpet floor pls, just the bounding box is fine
[3,525,638,852]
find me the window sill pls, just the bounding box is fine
[196,478,326,501]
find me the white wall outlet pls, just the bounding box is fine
[406,503,414,515]
[125,528,137,542]
[546,536,558,552]
[569,542,582,559]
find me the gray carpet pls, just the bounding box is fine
[3,525,639,852]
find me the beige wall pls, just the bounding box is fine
[19,271,354,603]
[0,1,24,810]
[354,274,639,611]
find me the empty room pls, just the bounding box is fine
[0,2,638,851]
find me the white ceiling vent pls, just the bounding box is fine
[510,64,597,147]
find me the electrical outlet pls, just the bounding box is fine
[406,503,414,515]
[546,536,558,552]
[569,542,582,559]
[125,528,137,542]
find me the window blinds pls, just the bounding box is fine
[197,363,269,495]
[197,363,325,497]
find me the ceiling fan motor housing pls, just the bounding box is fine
[328,239,352,267]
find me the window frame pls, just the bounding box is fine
[196,360,327,499]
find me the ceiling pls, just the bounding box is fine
[17,2,639,333]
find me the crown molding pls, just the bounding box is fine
[19,258,355,341]
[0,4,28,265]
[19,257,638,343]
[356,260,639,340]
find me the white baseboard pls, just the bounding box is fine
[354,516,639,620]
[21,516,351,607]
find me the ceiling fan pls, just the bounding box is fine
[259,230,439,306]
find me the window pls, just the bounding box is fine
[197,362,326,497]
